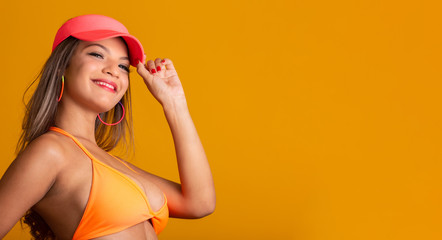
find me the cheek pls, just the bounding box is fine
[64,62,101,98]
[80,60,100,73]
[66,59,97,81]
[121,77,130,92]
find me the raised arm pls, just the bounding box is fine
[0,135,62,238]
[136,58,216,218]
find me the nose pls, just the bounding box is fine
[103,61,119,78]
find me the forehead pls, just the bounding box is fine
[77,37,129,56]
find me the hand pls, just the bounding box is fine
[137,58,186,107]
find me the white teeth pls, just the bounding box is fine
[94,81,115,90]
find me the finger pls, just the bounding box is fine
[161,58,175,71]
[154,58,163,72]
[136,61,154,86]
[146,60,157,74]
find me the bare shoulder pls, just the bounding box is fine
[0,131,71,235]
[3,131,72,195]
[16,131,71,170]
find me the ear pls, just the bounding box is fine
[57,69,66,78]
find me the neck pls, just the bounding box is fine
[54,99,99,145]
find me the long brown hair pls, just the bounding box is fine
[18,36,135,239]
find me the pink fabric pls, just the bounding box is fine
[52,14,144,66]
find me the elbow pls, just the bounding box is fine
[195,203,216,218]
[201,199,216,217]
[191,195,216,218]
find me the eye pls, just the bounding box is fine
[119,64,130,72]
[88,52,103,58]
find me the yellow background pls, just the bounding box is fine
[1,0,441,239]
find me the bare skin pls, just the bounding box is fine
[0,37,215,239]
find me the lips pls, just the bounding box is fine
[92,79,117,92]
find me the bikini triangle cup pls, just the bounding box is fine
[48,126,169,239]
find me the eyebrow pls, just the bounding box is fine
[84,43,130,61]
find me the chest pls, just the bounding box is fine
[56,145,165,212]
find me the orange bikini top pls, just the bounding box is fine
[48,127,169,240]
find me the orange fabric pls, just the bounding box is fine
[48,127,169,240]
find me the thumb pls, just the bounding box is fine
[136,61,154,86]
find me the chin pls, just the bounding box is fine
[89,98,121,113]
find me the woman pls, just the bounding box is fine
[0,14,215,240]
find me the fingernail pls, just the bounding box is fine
[161,59,166,63]
[151,69,157,73]
[156,66,161,72]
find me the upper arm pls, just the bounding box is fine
[0,135,64,238]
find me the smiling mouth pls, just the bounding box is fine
[92,80,117,92]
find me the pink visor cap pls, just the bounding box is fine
[52,14,145,67]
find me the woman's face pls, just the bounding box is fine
[63,37,130,113]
